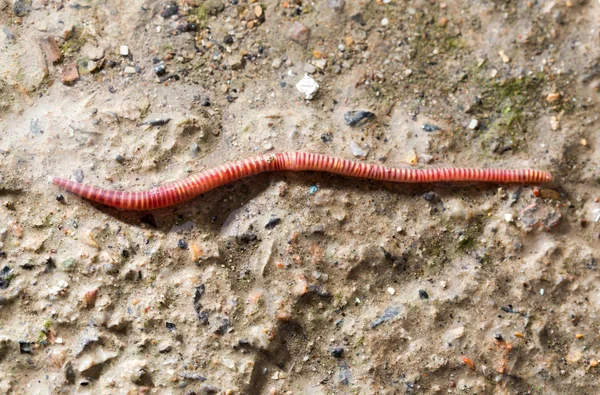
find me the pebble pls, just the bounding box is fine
[205,0,224,15]
[87,60,100,73]
[381,18,389,26]
[124,66,136,74]
[331,347,344,358]
[344,110,375,126]
[228,55,246,70]
[327,0,345,12]
[160,1,178,18]
[59,63,79,85]
[295,74,319,100]
[178,239,188,249]
[467,119,479,130]
[504,213,514,223]
[82,44,104,60]
[419,289,429,299]
[387,287,395,295]
[271,58,282,69]
[498,50,510,63]
[39,36,63,64]
[350,141,368,158]
[120,45,129,56]
[312,59,327,70]
[303,63,316,74]
[74,168,84,182]
[546,92,561,103]
[254,5,262,17]
[338,44,345,52]
[404,69,413,77]
[289,22,311,46]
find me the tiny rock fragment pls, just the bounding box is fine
[467,119,479,130]
[540,189,561,200]
[59,63,79,85]
[407,150,418,165]
[344,110,375,126]
[345,36,354,46]
[83,288,99,308]
[404,68,413,77]
[439,17,448,27]
[327,0,345,13]
[546,92,561,103]
[124,66,136,74]
[289,22,311,46]
[514,331,524,338]
[295,74,319,100]
[387,287,395,295]
[160,1,178,18]
[120,45,129,56]
[550,115,560,130]
[228,55,246,71]
[498,50,510,63]
[39,36,63,64]
[575,333,584,339]
[254,5,263,17]
[271,58,282,69]
[350,141,368,158]
[590,360,598,367]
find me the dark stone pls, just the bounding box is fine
[56,194,65,203]
[160,1,179,18]
[332,347,344,358]
[166,322,177,331]
[421,123,442,132]
[74,168,84,183]
[214,318,231,335]
[344,110,375,126]
[65,361,76,384]
[223,35,234,44]
[13,0,32,16]
[321,132,333,143]
[418,289,429,299]
[19,340,32,354]
[178,239,188,249]
[0,266,14,290]
[265,217,281,229]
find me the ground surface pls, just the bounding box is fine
[1,0,600,393]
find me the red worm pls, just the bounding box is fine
[52,152,552,211]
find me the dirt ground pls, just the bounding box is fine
[1,0,600,393]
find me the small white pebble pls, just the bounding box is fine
[404,68,413,77]
[119,45,129,56]
[504,213,514,223]
[540,288,545,295]
[55,337,63,344]
[387,287,396,295]
[498,50,510,63]
[381,17,389,26]
[468,119,479,130]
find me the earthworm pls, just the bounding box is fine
[52,152,552,211]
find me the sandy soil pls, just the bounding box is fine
[1,0,600,393]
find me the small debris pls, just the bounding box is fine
[265,217,281,229]
[177,239,188,249]
[404,69,413,77]
[74,169,84,183]
[271,58,282,69]
[327,0,345,12]
[59,63,79,85]
[289,22,311,46]
[56,194,65,203]
[309,186,319,194]
[137,118,171,127]
[39,36,63,64]
[0,266,14,289]
[418,289,429,299]
[387,287,395,295]
[350,141,368,158]
[369,306,401,329]
[498,50,510,63]
[546,92,561,103]
[332,347,344,358]
[296,75,319,100]
[467,119,479,130]
[120,45,129,56]
[344,110,375,126]
[160,1,178,18]
[381,17,389,26]
[421,123,441,132]
[124,66,136,74]
[82,289,98,308]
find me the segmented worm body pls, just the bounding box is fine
[52,152,552,211]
